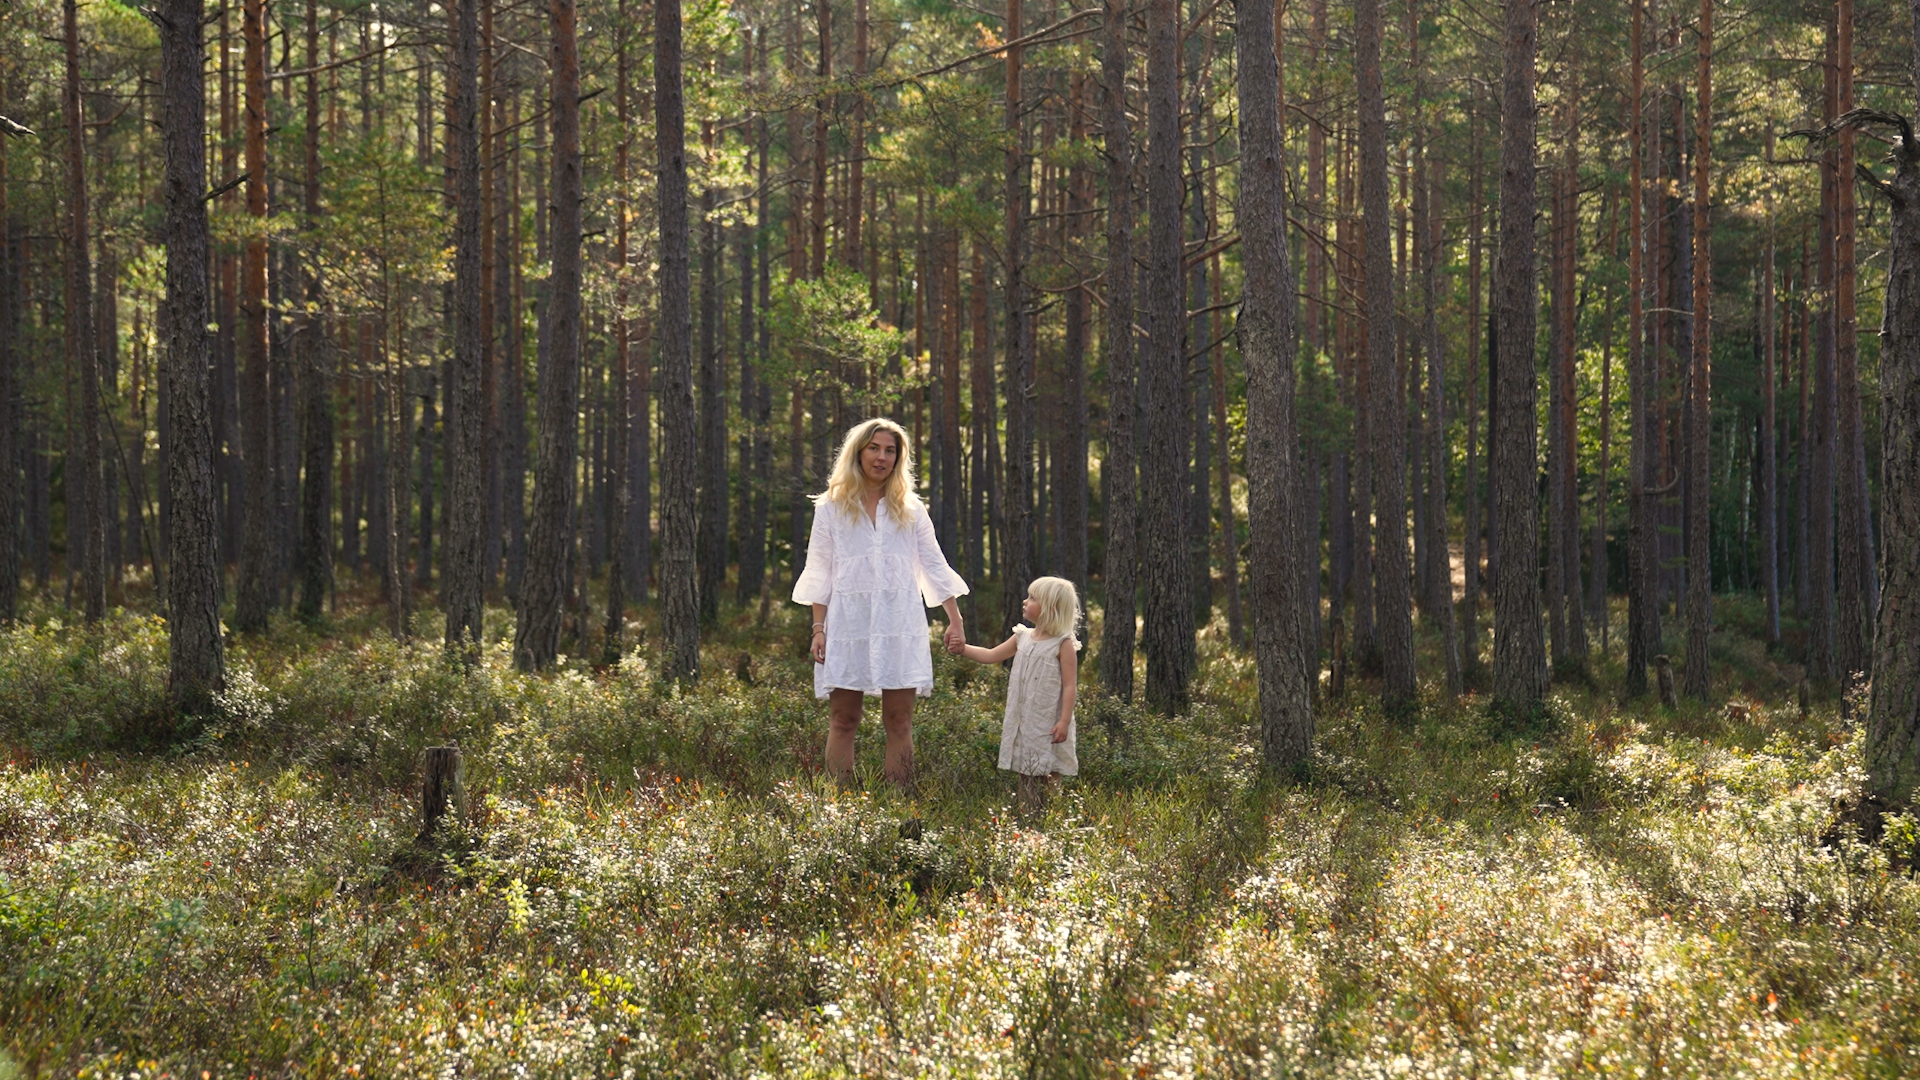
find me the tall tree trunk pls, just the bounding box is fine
[155,0,224,710]
[1861,78,1920,808]
[1004,0,1036,638]
[971,244,1001,638]
[1237,0,1312,767]
[657,0,700,681]
[749,48,773,617]
[296,0,333,621]
[942,231,965,570]
[1419,125,1462,696]
[505,96,530,600]
[1062,74,1091,619]
[1462,90,1482,674]
[698,120,727,623]
[1142,0,1192,710]
[1355,0,1414,703]
[1211,109,1241,648]
[1626,0,1655,697]
[1098,0,1136,696]
[64,0,105,624]
[1795,236,1811,616]
[480,1,503,596]
[1832,0,1871,686]
[516,0,583,671]
[1807,33,1838,685]
[0,95,15,624]
[1682,0,1712,699]
[1187,36,1214,630]
[1492,0,1548,712]
[232,0,274,633]
[1761,126,1780,646]
[737,31,765,609]
[443,0,486,656]
[1550,95,1588,667]
[1591,197,1616,646]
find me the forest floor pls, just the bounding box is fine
[2,578,1917,1078]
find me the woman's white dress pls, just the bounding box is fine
[791,497,969,699]
[998,628,1078,777]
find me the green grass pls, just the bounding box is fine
[1,584,1917,1077]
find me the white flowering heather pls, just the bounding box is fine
[1,603,1917,1076]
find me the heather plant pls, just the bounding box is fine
[2,598,1918,1078]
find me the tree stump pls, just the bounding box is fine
[1654,655,1678,709]
[420,743,466,839]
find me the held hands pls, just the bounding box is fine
[944,620,967,654]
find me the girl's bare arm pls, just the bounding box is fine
[957,635,1019,664]
[1052,645,1078,741]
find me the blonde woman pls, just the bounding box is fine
[792,418,968,788]
[949,576,1080,811]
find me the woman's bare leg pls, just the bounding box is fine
[826,688,865,781]
[880,688,917,789]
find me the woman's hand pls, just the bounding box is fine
[940,599,965,654]
[1050,717,1071,744]
[811,625,827,664]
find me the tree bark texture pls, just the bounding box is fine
[1684,0,1712,700]
[1061,75,1091,612]
[296,0,333,622]
[697,143,727,624]
[516,0,584,671]
[1003,0,1035,638]
[1863,100,1920,808]
[1099,0,1137,703]
[1761,128,1781,646]
[1625,0,1653,698]
[1420,145,1462,697]
[64,0,105,624]
[232,0,274,634]
[1492,0,1549,711]
[1142,0,1193,711]
[1832,0,1871,684]
[444,0,487,657]
[1236,0,1313,768]
[0,101,15,624]
[657,0,701,681]
[156,0,225,711]
[1355,0,1415,703]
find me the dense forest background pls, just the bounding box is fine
[13,0,1920,1071]
[0,0,1915,752]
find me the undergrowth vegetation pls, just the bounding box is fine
[2,593,1917,1077]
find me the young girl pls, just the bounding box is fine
[950,577,1079,810]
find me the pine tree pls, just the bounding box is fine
[154,0,224,711]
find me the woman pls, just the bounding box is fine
[792,418,967,787]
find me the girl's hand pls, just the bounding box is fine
[811,627,827,664]
[1050,717,1071,744]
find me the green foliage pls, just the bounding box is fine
[3,599,1918,1076]
[768,264,907,414]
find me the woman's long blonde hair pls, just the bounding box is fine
[813,417,920,523]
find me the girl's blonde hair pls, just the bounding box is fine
[813,417,920,523]
[1028,576,1081,639]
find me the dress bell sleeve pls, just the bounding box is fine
[908,501,969,608]
[791,502,838,606]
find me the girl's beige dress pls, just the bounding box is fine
[998,627,1078,777]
